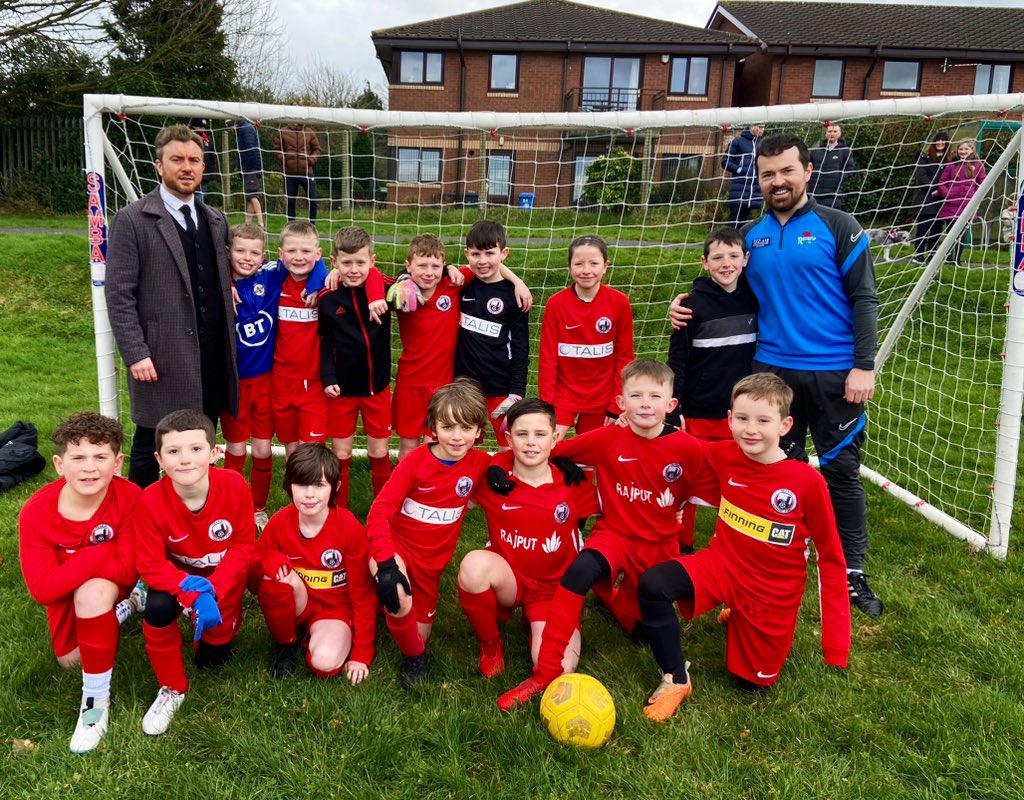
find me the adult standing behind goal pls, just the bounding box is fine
[275,123,321,223]
[721,123,764,228]
[231,120,264,228]
[671,132,882,617]
[105,124,239,488]
[809,124,856,210]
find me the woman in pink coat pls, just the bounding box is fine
[938,140,986,265]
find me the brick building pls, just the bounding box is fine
[372,0,757,208]
[707,2,1024,107]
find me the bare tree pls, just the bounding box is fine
[0,1,107,47]
[284,54,366,108]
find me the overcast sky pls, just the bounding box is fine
[271,0,1020,98]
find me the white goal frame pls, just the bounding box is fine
[83,92,1024,557]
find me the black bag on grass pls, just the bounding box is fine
[0,421,46,494]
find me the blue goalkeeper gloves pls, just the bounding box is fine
[191,592,222,641]
[179,575,214,595]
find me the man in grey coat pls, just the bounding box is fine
[105,124,239,487]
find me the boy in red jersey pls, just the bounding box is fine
[638,373,850,722]
[273,220,330,457]
[497,360,718,711]
[257,444,376,682]
[134,409,256,736]
[319,226,392,507]
[220,223,327,530]
[453,220,530,448]
[458,399,599,678]
[391,234,531,460]
[18,413,142,753]
[538,235,634,440]
[367,379,492,688]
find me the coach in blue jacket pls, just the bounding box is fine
[721,123,764,228]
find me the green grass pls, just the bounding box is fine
[2,226,1024,798]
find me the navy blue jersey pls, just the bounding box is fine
[454,278,530,397]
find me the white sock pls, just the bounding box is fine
[82,669,112,704]
[114,598,133,624]
[846,569,864,576]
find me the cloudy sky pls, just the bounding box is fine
[271,0,1019,96]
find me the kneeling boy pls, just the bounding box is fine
[638,373,850,722]
[18,412,142,753]
[134,409,256,736]
[257,443,376,682]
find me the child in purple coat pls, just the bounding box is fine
[938,140,986,265]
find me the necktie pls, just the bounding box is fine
[180,204,197,237]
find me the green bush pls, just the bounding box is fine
[582,147,644,214]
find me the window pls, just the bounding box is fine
[812,59,844,98]
[661,154,702,181]
[975,64,1012,95]
[669,57,709,96]
[487,152,512,199]
[397,51,443,85]
[490,54,518,92]
[881,60,920,92]
[573,155,599,201]
[581,56,641,111]
[396,148,441,183]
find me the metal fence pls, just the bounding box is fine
[0,116,83,186]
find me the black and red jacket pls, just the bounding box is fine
[318,276,392,396]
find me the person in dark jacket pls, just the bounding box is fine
[910,130,950,262]
[721,124,764,228]
[809,124,855,209]
[231,120,264,228]
[275,123,322,223]
[189,119,219,204]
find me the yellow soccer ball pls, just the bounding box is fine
[539,672,615,748]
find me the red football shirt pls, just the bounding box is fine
[394,268,473,389]
[135,467,256,605]
[538,284,634,415]
[474,451,600,601]
[258,504,377,664]
[366,444,491,571]
[554,424,718,545]
[19,476,140,606]
[274,274,321,380]
[705,440,851,666]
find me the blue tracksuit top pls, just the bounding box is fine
[234,259,327,379]
[742,198,878,371]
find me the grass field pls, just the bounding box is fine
[1,227,1024,799]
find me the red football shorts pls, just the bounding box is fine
[394,543,444,624]
[272,373,328,444]
[684,417,732,441]
[221,372,273,443]
[495,572,561,625]
[583,528,678,582]
[328,388,393,439]
[46,578,133,659]
[674,548,799,687]
[485,395,510,447]
[392,383,436,440]
[296,591,354,630]
[554,406,607,434]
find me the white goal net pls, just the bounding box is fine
[84,92,1024,556]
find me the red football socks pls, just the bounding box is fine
[457,585,500,643]
[369,455,392,496]
[143,621,189,694]
[533,585,585,679]
[76,610,118,675]
[251,455,273,510]
[385,609,425,657]
[258,579,298,644]
[337,458,351,508]
[223,451,246,473]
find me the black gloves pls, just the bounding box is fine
[374,557,411,614]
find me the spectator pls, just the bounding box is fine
[105,124,238,487]
[938,138,987,266]
[910,130,951,263]
[189,119,219,204]
[721,123,764,228]
[275,123,321,223]
[809,124,855,209]
[231,120,264,228]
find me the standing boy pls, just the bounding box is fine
[134,410,256,736]
[638,373,850,721]
[318,227,391,507]
[19,413,142,753]
[231,120,264,227]
[667,226,757,550]
[453,220,530,447]
[497,360,718,711]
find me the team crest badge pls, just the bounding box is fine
[90,524,114,544]
[456,476,473,497]
[209,519,233,541]
[595,316,612,334]
[486,297,504,314]
[553,502,570,524]
[253,284,266,297]
[771,489,797,514]
[321,549,342,569]
[436,296,452,312]
[663,463,683,483]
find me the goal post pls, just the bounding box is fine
[83,91,1024,556]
